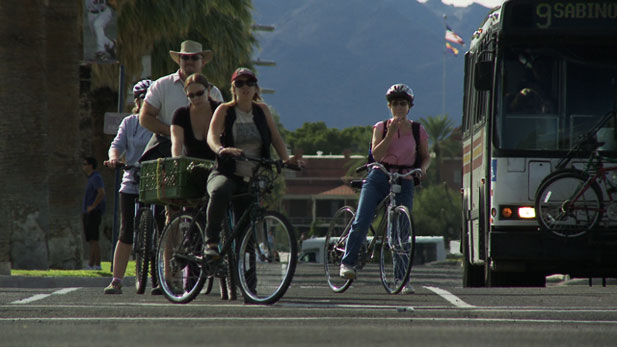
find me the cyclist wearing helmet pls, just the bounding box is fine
[339,83,430,295]
[103,79,154,294]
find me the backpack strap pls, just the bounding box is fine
[412,121,421,168]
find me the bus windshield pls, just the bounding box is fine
[496,46,617,152]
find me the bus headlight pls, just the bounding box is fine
[518,207,535,219]
[499,205,535,220]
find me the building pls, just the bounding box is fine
[282,152,363,238]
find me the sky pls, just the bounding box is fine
[418,0,503,7]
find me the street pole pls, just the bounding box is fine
[110,64,125,272]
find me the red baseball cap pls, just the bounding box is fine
[231,67,257,82]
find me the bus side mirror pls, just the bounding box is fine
[474,61,493,91]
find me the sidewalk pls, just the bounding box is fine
[0,275,135,288]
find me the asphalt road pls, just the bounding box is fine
[1,262,617,346]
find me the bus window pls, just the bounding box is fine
[503,50,556,115]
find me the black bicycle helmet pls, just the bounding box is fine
[133,79,153,99]
[386,83,414,105]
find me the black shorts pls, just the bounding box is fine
[118,193,138,244]
[83,210,102,241]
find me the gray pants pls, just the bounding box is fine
[205,170,250,244]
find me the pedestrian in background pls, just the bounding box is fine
[103,79,153,294]
[82,156,106,270]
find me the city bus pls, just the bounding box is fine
[461,0,617,287]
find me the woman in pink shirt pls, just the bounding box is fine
[339,84,430,294]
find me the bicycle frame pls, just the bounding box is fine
[356,163,421,267]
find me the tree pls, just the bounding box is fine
[0,1,259,270]
[286,122,372,155]
[419,114,454,185]
[412,183,461,244]
[92,0,256,100]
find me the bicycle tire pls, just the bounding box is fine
[535,170,603,237]
[237,211,297,305]
[380,205,415,294]
[203,276,214,295]
[156,212,206,304]
[324,206,356,293]
[134,207,153,294]
[223,216,238,300]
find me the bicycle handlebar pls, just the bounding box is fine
[105,162,140,171]
[226,154,302,172]
[355,162,422,180]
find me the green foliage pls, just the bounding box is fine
[93,0,256,98]
[286,122,372,155]
[412,183,461,244]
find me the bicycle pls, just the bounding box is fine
[114,164,167,294]
[535,109,617,238]
[155,155,301,304]
[324,162,421,294]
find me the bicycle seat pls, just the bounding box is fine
[350,179,364,189]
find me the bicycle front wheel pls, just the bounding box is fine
[156,212,206,304]
[134,208,153,294]
[380,205,415,294]
[535,171,603,237]
[324,206,355,293]
[237,211,297,305]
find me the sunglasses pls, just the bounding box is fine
[391,100,409,107]
[180,54,201,61]
[187,90,206,99]
[234,80,257,88]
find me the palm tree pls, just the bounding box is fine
[92,0,256,101]
[419,114,454,184]
[0,1,258,270]
[0,1,52,271]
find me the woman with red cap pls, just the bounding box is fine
[204,67,301,257]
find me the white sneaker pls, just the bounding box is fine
[400,284,415,295]
[339,264,356,279]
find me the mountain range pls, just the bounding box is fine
[251,0,494,130]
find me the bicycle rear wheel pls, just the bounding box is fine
[324,206,355,293]
[380,205,415,294]
[134,208,153,294]
[156,212,206,304]
[535,171,603,238]
[237,211,297,304]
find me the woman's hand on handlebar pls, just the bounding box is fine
[104,158,122,168]
[218,147,243,157]
[284,153,305,170]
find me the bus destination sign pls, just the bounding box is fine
[505,1,617,30]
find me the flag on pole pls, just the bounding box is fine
[445,25,464,45]
[445,42,459,56]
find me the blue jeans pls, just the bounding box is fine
[341,169,414,269]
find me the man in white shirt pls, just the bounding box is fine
[139,40,223,160]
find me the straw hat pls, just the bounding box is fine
[169,40,213,64]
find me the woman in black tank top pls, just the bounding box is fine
[171,73,218,160]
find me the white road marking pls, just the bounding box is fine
[423,286,475,308]
[10,287,81,305]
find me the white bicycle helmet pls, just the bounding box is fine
[386,83,414,105]
[133,79,152,99]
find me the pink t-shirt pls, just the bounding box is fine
[374,119,428,174]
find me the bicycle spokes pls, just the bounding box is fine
[237,212,297,304]
[324,206,355,293]
[380,206,415,294]
[156,213,207,303]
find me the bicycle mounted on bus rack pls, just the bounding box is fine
[324,162,421,294]
[534,108,617,239]
[155,155,301,304]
